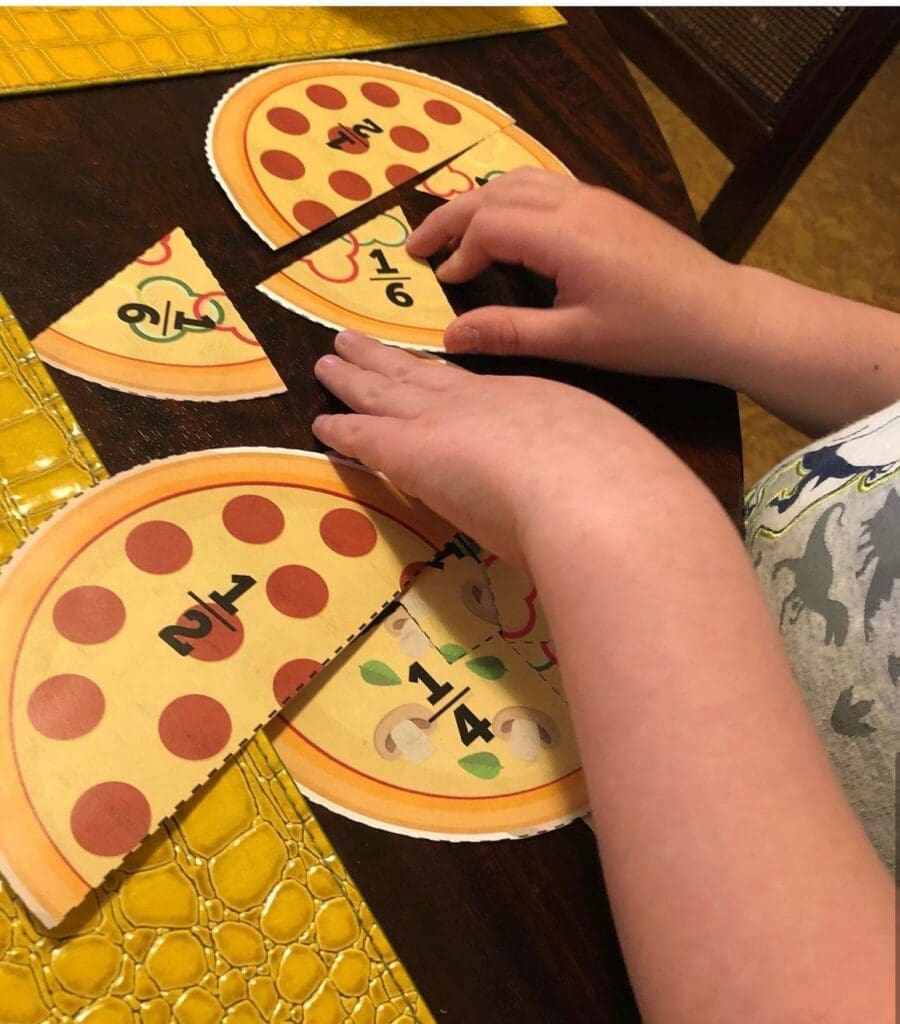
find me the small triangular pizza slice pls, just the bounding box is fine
[32,228,286,402]
[417,124,572,200]
[259,207,455,351]
[208,59,513,248]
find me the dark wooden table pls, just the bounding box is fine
[0,9,741,1022]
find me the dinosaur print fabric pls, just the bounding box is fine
[746,399,899,869]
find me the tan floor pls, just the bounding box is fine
[625,48,900,487]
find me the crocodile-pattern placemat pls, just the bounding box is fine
[0,292,105,565]
[0,733,434,1024]
[0,6,564,96]
[0,292,436,1023]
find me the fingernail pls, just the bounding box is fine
[448,324,480,351]
[334,331,354,349]
[435,256,457,280]
[316,355,339,371]
[312,414,331,433]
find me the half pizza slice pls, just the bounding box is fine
[207,59,513,248]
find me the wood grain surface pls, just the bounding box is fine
[0,10,741,1022]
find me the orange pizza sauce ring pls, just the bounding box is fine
[207,59,513,248]
[0,447,451,926]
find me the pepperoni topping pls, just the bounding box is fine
[71,782,152,857]
[386,164,417,187]
[266,107,310,135]
[320,508,377,557]
[400,561,429,590]
[178,605,244,662]
[293,200,336,232]
[260,150,305,181]
[361,82,399,107]
[27,674,105,740]
[307,84,347,110]
[273,659,323,705]
[125,520,192,575]
[390,126,429,154]
[328,171,372,202]
[53,586,125,645]
[223,495,285,544]
[267,565,329,619]
[424,99,462,125]
[158,694,232,760]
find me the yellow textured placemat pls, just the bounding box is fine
[0,292,435,1023]
[0,292,105,565]
[0,6,565,96]
[0,733,434,1024]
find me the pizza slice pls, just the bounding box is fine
[32,228,286,402]
[259,207,455,351]
[417,124,572,199]
[269,601,586,841]
[207,59,513,248]
[484,554,553,644]
[0,447,452,926]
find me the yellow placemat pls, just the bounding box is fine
[0,732,434,1024]
[0,6,565,96]
[0,291,105,565]
[0,291,436,1022]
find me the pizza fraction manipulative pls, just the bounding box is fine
[3,60,582,924]
[210,59,571,350]
[0,449,452,925]
[207,59,516,247]
[33,60,571,390]
[271,543,584,842]
[32,228,287,402]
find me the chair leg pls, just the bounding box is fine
[700,158,785,262]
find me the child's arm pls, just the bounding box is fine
[313,333,894,1024]
[406,169,900,437]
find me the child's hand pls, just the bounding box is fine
[406,168,738,382]
[312,332,692,566]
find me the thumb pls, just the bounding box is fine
[444,306,581,358]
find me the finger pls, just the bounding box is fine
[407,172,568,258]
[312,413,408,479]
[444,305,584,357]
[406,189,487,257]
[334,331,467,388]
[314,355,426,418]
[435,207,564,283]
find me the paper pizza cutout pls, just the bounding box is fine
[484,554,552,643]
[270,603,586,841]
[31,228,286,402]
[399,539,499,658]
[207,59,513,248]
[417,124,571,199]
[0,447,452,926]
[259,207,455,351]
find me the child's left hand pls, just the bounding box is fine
[312,331,697,567]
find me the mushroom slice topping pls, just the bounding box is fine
[374,704,435,764]
[385,608,432,658]
[491,706,558,763]
[461,580,500,624]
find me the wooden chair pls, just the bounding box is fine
[598,8,900,260]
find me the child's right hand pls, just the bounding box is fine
[407,168,900,437]
[406,168,740,383]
